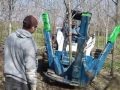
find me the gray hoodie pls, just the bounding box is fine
[4,29,37,85]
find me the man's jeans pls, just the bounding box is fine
[5,77,30,90]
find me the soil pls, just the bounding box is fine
[0,45,120,90]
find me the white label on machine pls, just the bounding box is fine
[84,36,95,56]
[66,43,78,52]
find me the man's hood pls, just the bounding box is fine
[15,29,32,38]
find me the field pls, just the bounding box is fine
[0,26,120,90]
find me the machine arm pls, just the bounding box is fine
[95,26,120,75]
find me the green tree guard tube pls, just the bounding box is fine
[82,12,92,17]
[42,13,51,32]
[108,26,120,43]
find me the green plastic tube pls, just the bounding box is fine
[42,13,51,32]
[108,26,120,43]
[82,12,92,17]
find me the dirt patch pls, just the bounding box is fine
[36,70,120,90]
[0,46,120,90]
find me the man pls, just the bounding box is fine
[56,27,64,51]
[4,15,38,90]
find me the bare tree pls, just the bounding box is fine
[110,0,119,77]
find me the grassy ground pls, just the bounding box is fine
[0,26,120,89]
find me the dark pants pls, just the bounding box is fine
[5,77,30,90]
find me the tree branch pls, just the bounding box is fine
[103,9,115,21]
[112,0,118,5]
[63,0,68,12]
